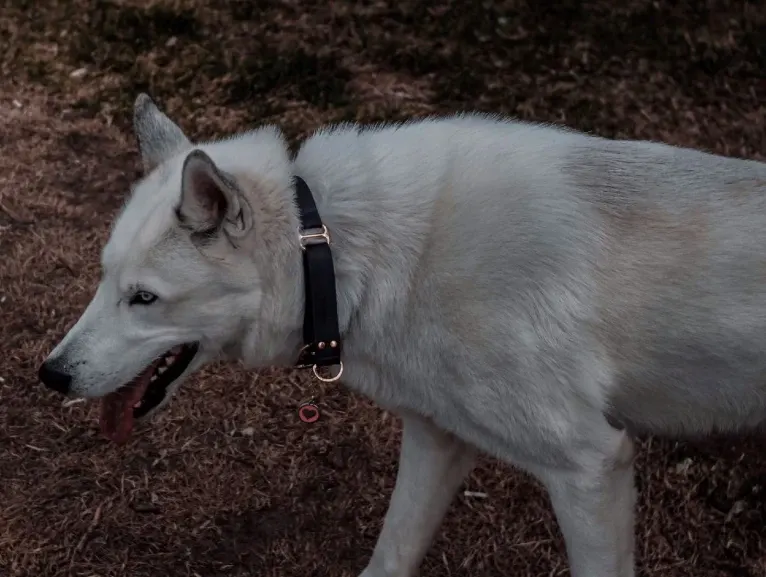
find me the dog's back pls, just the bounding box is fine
[294,116,766,465]
[571,139,766,437]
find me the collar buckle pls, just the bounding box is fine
[299,224,331,250]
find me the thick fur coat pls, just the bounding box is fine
[39,94,766,577]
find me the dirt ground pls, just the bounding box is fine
[0,0,765,576]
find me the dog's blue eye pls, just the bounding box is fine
[129,291,158,306]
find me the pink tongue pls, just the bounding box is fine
[99,364,156,445]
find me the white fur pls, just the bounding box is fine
[41,94,766,577]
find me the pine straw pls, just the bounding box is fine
[1,0,765,575]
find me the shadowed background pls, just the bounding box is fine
[0,0,764,575]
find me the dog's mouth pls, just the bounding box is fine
[99,342,199,444]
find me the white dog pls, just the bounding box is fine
[39,93,766,577]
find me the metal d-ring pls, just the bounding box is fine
[312,362,344,383]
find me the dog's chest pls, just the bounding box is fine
[337,342,577,469]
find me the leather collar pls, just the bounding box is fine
[293,176,343,381]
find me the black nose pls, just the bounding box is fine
[38,360,72,395]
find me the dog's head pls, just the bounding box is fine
[38,94,299,443]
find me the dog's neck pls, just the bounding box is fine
[236,126,431,371]
[241,168,371,368]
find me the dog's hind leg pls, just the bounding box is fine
[359,411,478,577]
[536,423,637,577]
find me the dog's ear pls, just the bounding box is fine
[133,93,191,173]
[176,149,253,242]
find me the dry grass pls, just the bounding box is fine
[1,0,765,575]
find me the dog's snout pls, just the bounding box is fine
[38,360,72,395]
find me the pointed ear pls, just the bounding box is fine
[176,149,253,242]
[133,93,191,173]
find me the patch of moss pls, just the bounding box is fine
[67,0,201,72]
[224,49,352,110]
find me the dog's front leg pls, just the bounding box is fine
[359,412,478,577]
[537,426,637,577]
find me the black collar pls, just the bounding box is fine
[293,176,343,381]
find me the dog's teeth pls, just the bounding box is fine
[150,375,158,382]
[165,355,176,365]
[134,401,142,408]
[157,366,167,375]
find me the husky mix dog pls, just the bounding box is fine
[38,94,766,577]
